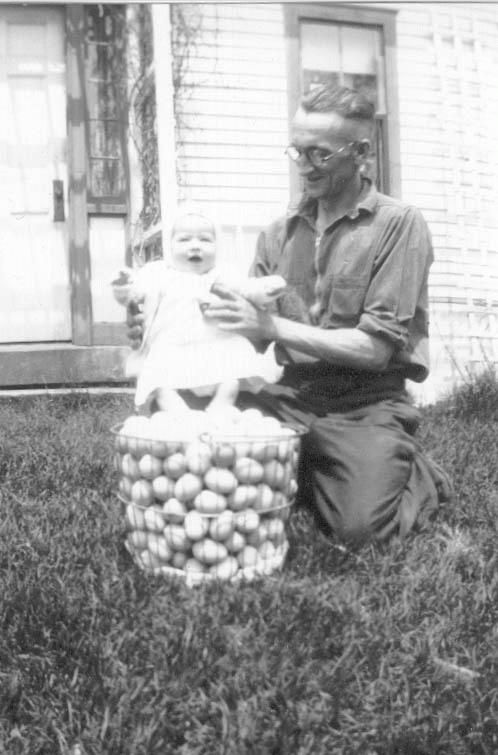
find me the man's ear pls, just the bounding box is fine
[355,139,371,158]
[352,139,371,169]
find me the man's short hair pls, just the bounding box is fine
[300,85,375,123]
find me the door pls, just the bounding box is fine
[0,6,71,343]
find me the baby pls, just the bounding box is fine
[112,204,286,413]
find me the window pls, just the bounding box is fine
[284,4,399,198]
[85,5,128,212]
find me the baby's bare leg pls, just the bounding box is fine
[208,379,239,410]
[155,387,189,413]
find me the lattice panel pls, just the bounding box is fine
[425,6,498,397]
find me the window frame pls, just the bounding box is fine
[284,3,400,201]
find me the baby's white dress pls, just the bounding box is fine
[113,261,282,407]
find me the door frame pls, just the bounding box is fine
[67,4,93,345]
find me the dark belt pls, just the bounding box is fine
[280,362,406,413]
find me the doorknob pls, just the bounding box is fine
[53,179,65,222]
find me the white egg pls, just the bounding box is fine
[184,557,207,574]
[233,458,264,485]
[233,440,254,458]
[258,416,284,436]
[262,460,287,490]
[143,505,165,533]
[172,551,188,570]
[239,408,264,425]
[249,441,278,463]
[266,519,287,544]
[227,484,258,511]
[163,452,188,480]
[183,510,210,541]
[258,540,277,561]
[138,454,164,481]
[162,498,187,524]
[119,476,134,501]
[265,517,286,543]
[127,529,148,551]
[204,468,238,496]
[225,530,246,553]
[125,420,152,457]
[174,473,203,503]
[268,491,288,512]
[185,440,213,476]
[122,414,151,438]
[163,524,190,552]
[209,511,235,541]
[131,479,154,507]
[146,533,172,562]
[152,475,176,502]
[192,538,228,565]
[247,522,269,548]
[121,453,141,481]
[237,545,260,569]
[139,549,162,570]
[147,425,174,458]
[194,490,227,515]
[125,502,146,530]
[211,443,237,468]
[253,484,275,513]
[233,509,260,534]
[209,556,239,580]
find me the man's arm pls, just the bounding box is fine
[202,291,394,372]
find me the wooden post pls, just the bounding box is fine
[151,3,178,247]
[66,5,93,345]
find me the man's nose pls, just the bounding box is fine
[294,152,314,173]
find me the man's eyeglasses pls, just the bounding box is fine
[285,142,356,170]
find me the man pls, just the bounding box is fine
[129,85,451,546]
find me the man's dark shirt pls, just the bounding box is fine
[252,179,433,383]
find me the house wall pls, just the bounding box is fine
[173,3,289,273]
[173,2,498,403]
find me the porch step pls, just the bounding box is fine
[0,343,130,387]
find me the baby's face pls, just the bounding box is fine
[170,214,217,274]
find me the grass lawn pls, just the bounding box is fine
[1,374,497,755]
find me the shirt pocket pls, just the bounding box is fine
[325,275,368,325]
[278,278,313,323]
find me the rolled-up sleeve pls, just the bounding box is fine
[357,206,433,349]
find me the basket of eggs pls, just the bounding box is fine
[111,407,306,586]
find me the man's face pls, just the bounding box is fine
[170,214,217,274]
[289,108,360,201]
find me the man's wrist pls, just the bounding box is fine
[259,311,279,342]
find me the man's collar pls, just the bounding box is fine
[286,177,378,227]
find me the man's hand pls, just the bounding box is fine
[202,282,276,341]
[126,299,145,350]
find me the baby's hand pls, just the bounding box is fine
[111,267,135,287]
[126,299,145,349]
[111,267,136,305]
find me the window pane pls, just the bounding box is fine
[341,25,380,75]
[301,23,340,71]
[89,120,123,159]
[90,158,125,197]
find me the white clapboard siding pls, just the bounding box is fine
[174,3,289,233]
